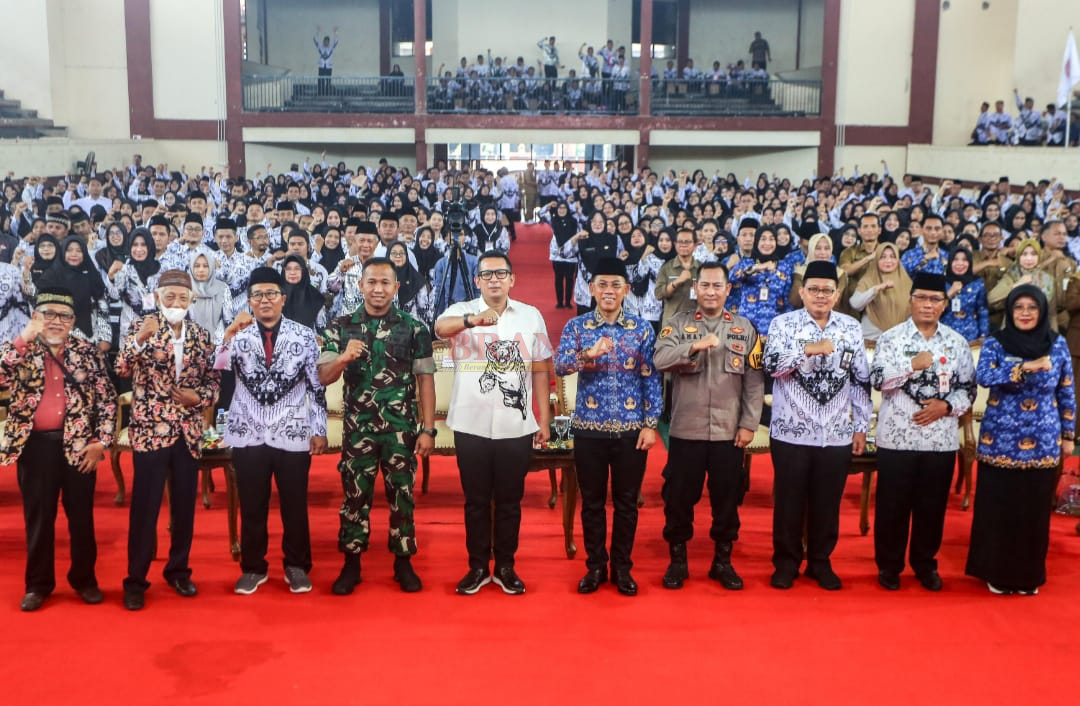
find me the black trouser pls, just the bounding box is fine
[501,208,519,240]
[124,438,199,593]
[662,437,745,545]
[770,438,851,574]
[232,445,312,575]
[574,434,649,572]
[454,432,533,570]
[538,195,558,209]
[552,261,575,306]
[318,67,332,95]
[17,431,98,595]
[874,448,955,576]
[543,64,558,79]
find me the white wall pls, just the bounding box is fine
[244,142,417,175]
[0,139,224,177]
[151,0,226,120]
[832,146,909,180]
[908,144,1080,185]
[1012,0,1080,104]
[835,0,913,127]
[0,0,54,119]
[45,0,131,139]
[647,146,819,183]
[933,0,1018,145]
[688,0,807,73]
[262,0,380,75]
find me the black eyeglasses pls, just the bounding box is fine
[478,269,511,281]
[249,290,283,301]
[37,310,75,323]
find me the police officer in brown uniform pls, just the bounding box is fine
[653,262,764,590]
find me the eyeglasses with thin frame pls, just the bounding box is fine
[36,309,75,323]
[911,293,946,304]
[477,269,511,281]
[248,290,283,302]
[804,285,837,297]
[593,280,625,291]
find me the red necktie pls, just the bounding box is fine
[263,329,274,367]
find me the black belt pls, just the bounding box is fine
[29,430,64,441]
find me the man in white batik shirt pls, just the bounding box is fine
[763,260,871,592]
[870,272,976,593]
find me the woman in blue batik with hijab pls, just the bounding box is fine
[728,224,792,337]
[942,248,990,343]
[967,285,1075,596]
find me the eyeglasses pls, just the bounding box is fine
[477,269,511,281]
[36,309,75,323]
[1012,303,1040,313]
[593,280,625,291]
[804,286,837,297]
[248,290,283,301]
[911,294,946,304]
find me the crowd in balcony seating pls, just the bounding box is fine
[971,90,1080,146]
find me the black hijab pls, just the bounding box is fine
[319,228,346,274]
[95,223,129,272]
[550,201,578,247]
[281,255,325,328]
[579,215,618,274]
[37,236,106,339]
[413,229,441,279]
[945,247,977,286]
[473,205,503,252]
[389,242,422,307]
[993,284,1056,359]
[31,234,59,284]
[128,228,161,285]
[751,225,781,263]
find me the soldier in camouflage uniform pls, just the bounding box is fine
[318,257,437,595]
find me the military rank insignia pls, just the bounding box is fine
[659,326,673,338]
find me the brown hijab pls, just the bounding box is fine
[855,242,911,331]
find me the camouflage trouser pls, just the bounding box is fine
[338,431,418,556]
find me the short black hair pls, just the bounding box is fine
[698,261,729,280]
[477,250,512,272]
[362,256,397,279]
[922,214,945,227]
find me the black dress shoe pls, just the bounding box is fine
[332,555,362,596]
[878,571,901,591]
[456,568,492,595]
[916,571,943,592]
[123,590,144,611]
[577,568,608,594]
[393,557,422,593]
[492,566,526,595]
[613,570,638,596]
[804,564,842,591]
[170,578,198,597]
[770,569,797,589]
[77,586,104,605]
[20,592,45,612]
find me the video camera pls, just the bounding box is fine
[444,186,468,236]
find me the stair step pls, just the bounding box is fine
[0,98,20,110]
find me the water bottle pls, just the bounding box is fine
[215,409,227,436]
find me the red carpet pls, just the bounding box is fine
[1,223,1079,705]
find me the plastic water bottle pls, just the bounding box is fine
[215,409,227,435]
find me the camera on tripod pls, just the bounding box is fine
[444,187,468,236]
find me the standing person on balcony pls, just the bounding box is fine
[749,31,771,71]
[537,36,563,80]
[612,55,631,112]
[870,273,975,593]
[435,251,551,595]
[314,26,339,96]
[116,270,220,611]
[319,257,436,596]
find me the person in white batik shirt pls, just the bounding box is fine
[869,272,976,593]
[763,260,871,592]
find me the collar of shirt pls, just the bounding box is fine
[354,306,402,325]
[168,321,187,381]
[586,307,632,330]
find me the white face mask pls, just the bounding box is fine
[159,305,188,325]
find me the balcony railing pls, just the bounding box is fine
[650,78,821,117]
[243,74,415,113]
[241,74,820,117]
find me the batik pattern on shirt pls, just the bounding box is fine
[728,257,794,336]
[941,278,990,342]
[975,336,1075,469]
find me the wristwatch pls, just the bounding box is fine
[421,427,438,437]
[463,313,476,329]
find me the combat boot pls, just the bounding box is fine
[708,541,743,590]
[393,556,423,592]
[662,543,689,589]
[332,553,361,595]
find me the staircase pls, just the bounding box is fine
[0,89,67,138]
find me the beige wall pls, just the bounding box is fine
[908,144,1080,185]
[0,0,54,119]
[688,0,813,73]
[832,146,909,180]
[0,139,224,177]
[44,0,130,139]
[260,0,380,75]
[798,0,825,69]
[835,0,913,127]
[151,0,226,120]
[1012,1,1080,103]
[244,143,417,175]
[647,146,819,182]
